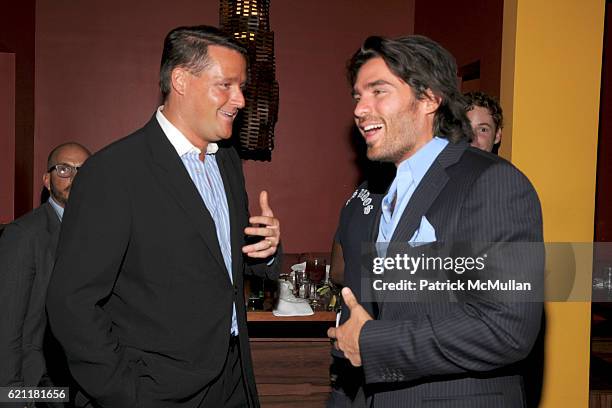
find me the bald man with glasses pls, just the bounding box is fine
[0,142,90,406]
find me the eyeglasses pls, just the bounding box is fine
[48,164,81,178]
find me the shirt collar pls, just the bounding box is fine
[155,106,219,156]
[48,196,64,221]
[396,136,449,188]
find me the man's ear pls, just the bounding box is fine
[494,128,502,145]
[43,173,50,191]
[171,67,189,96]
[422,89,441,114]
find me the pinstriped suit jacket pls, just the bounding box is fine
[336,141,544,408]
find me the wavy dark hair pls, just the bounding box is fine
[347,35,472,143]
[159,25,247,100]
[464,91,504,131]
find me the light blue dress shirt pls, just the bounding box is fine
[181,152,238,335]
[377,137,448,246]
[156,107,239,336]
[48,197,64,221]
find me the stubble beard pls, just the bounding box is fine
[366,121,417,165]
[50,183,69,207]
[366,101,420,165]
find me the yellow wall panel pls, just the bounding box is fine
[501,0,605,406]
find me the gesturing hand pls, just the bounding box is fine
[242,190,281,258]
[327,287,373,367]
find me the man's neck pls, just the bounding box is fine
[394,133,435,167]
[48,196,64,221]
[161,102,208,152]
[49,196,64,209]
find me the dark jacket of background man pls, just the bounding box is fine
[0,142,90,408]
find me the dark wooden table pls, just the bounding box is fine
[248,311,336,407]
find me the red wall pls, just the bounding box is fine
[34,0,414,252]
[243,0,414,252]
[414,0,503,97]
[0,1,36,219]
[0,53,15,223]
[34,0,219,161]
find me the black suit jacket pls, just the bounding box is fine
[335,141,543,407]
[0,203,60,390]
[46,117,278,408]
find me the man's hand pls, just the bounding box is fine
[242,190,281,258]
[327,287,373,367]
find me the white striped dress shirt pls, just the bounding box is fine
[156,107,239,335]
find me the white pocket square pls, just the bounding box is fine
[409,216,436,247]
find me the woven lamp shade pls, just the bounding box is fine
[220,0,279,161]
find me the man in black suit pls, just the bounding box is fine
[327,35,543,407]
[46,26,281,408]
[0,142,90,406]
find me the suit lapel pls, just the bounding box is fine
[390,141,467,243]
[145,118,228,276]
[215,148,243,284]
[370,207,383,242]
[390,162,448,243]
[44,202,61,253]
[378,141,467,316]
[40,203,61,292]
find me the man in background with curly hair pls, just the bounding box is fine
[464,90,504,153]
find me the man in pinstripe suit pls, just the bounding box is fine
[328,35,543,407]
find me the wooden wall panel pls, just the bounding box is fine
[250,339,332,407]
